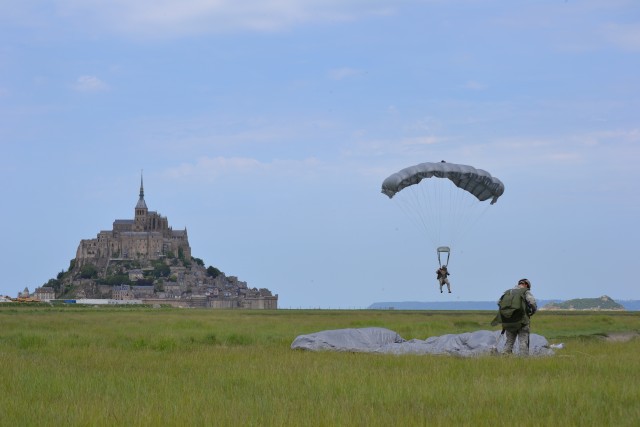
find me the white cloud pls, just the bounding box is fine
[462,80,487,91]
[401,136,442,146]
[341,135,448,164]
[46,0,392,38]
[545,151,583,162]
[601,22,640,51]
[165,156,322,181]
[578,128,640,146]
[73,75,109,92]
[328,67,362,80]
[490,128,640,170]
[166,156,261,178]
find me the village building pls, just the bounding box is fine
[33,287,55,301]
[112,285,135,300]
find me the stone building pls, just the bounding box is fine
[112,284,134,300]
[33,287,55,301]
[75,175,191,269]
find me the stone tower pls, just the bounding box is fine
[134,173,148,232]
[74,174,191,269]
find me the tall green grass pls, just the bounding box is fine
[1,306,638,426]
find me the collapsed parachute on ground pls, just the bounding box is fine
[381,161,505,204]
[291,327,555,357]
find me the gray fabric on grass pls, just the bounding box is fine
[291,327,554,356]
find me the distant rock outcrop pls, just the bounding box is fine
[540,295,624,311]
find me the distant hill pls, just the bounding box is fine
[369,297,639,311]
[541,295,624,311]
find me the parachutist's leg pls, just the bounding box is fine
[518,325,530,356]
[503,330,517,354]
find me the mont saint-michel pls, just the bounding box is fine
[30,176,277,309]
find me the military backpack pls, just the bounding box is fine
[492,287,529,331]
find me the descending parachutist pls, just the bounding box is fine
[436,265,451,293]
[381,161,504,294]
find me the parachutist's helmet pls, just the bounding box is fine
[518,279,531,289]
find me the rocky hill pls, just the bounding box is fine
[39,254,276,309]
[540,295,624,311]
[32,177,277,308]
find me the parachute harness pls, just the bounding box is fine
[437,246,450,267]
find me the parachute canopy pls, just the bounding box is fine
[291,327,555,357]
[381,161,505,204]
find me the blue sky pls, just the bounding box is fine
[1,0,639,308]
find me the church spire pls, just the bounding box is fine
[139,171,144,199]
[135,170,148,211]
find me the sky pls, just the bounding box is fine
[1,0,639,308]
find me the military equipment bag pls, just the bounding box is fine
[492,287,529,331]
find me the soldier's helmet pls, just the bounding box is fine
[518,278,531,289]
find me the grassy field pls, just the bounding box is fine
[1,305,639,426]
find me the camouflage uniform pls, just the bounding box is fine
[503,285,537,355]
[436,267,450,293]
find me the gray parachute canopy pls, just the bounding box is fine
[381,161,505,204]
[291,327,555,357]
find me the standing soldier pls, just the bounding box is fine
[493,278,537,355]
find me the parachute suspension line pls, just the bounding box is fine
[392,196,424,236]
[448,179,471,247]
[448,181,492,247]
[393,176,496,253]
[392,176,488,250]
[393,180,439,245]
[437,246,450,267]
[411,178,432,238]
[417,174,446,246]
[427,177,456,248]
[442,177,492,249]
[456,200,492,244]
[420,176,444,244]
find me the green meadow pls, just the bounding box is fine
[1,306,638,426]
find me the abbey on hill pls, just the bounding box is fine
[75,176,192,269]
[33,176,277,309]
